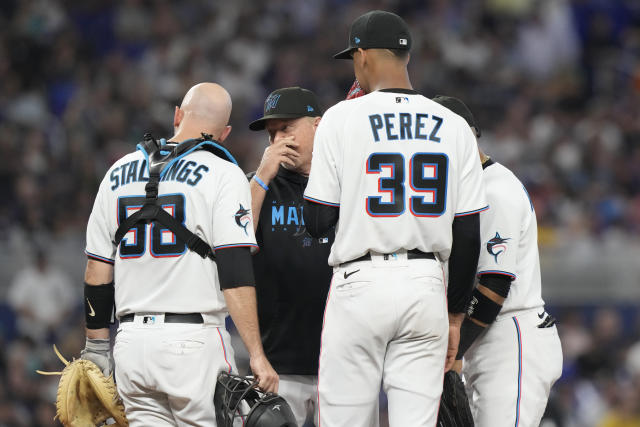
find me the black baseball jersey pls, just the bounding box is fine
[249,166,333,375]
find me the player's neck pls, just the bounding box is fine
[368,69,412,92]
[480,151,491,165]
[170,126,217,143]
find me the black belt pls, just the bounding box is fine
[342,249,435,266]
[120,313,204,324]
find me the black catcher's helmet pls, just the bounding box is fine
[214,371,298,427]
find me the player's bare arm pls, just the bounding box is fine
[215,244,278,393]
[250,136,299,231]
[82,259,114,376]
[223,286,279,393]
[446,313,464,372]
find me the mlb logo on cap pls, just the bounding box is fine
[399,38,407,46]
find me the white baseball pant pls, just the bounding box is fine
[462,309,563,427]
[278,375,318,426]
[113,314,237,426]
[318,253,448,427]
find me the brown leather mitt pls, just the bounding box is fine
[37,345,128,427]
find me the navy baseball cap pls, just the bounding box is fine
[249,87,322,131]
[334,10,412,60]
[432,95,481,138]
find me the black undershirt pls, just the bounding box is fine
[249,166,334,375]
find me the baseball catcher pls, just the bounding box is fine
[37,345,128,427]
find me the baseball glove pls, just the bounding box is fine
[437,371,474,427]
[37,345,128,427]
[346,79,366,99]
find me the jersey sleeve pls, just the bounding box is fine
[476,184,520,280]
[304,107,341,207]
[211,165,259,252]
[454,122,488,217]
[85,175,116,264]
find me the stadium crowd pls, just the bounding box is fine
[0,0,638,425]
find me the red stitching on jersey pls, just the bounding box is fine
[217,328,232,373]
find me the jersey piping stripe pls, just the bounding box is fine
[216,328,232,373]
[512,317,523,427]
[478,270,516,280]
[317,275,334,427]
[214,243,259,250]
[434,263,447,427]
[303,195,340,207]
[477,270,516,280]
[85,251,115,265]
[454,205,489,217]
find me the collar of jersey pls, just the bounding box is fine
[378,88,418,95]
[482,158,495,170]
[277,165,308,184]
[137,137,238,178]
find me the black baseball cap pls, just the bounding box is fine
[334,10,412,60]
[249,87,322,131]
[432,95,482,138]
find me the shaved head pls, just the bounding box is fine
[174,83,233,140]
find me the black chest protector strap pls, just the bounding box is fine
[114,133,238,260]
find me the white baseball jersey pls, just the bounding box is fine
[477,161,545,319]
[304,90,488,266]
[85,147,257,323]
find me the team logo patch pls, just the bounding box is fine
[265,94,281,112]
[234,204,251,235]
[486,232,510,263]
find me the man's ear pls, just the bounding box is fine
[313,116,321,130]
[358,48,368,66]
[218,125,232,142]
[173,106,184,129]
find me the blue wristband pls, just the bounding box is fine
[253,175,269,191]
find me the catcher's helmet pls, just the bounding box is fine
[214,371,297,427]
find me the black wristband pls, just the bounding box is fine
[466,287,503,325]
[456,317,486,359]
[84,282,115,329]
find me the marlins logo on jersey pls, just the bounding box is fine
[234,204,251,235]
[487,232,510,262]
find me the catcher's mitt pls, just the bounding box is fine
[437,371,474,427]
[37,345,128,427]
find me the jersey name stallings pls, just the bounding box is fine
[109,158,210,190]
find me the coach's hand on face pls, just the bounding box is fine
[250,353,279,393]
[255,135,299,185]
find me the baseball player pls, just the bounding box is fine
[303,11,488,427]
[81,82,278,426]
[247,87,333,426]
[432,95,563,427]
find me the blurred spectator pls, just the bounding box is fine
[7,250,76,343]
